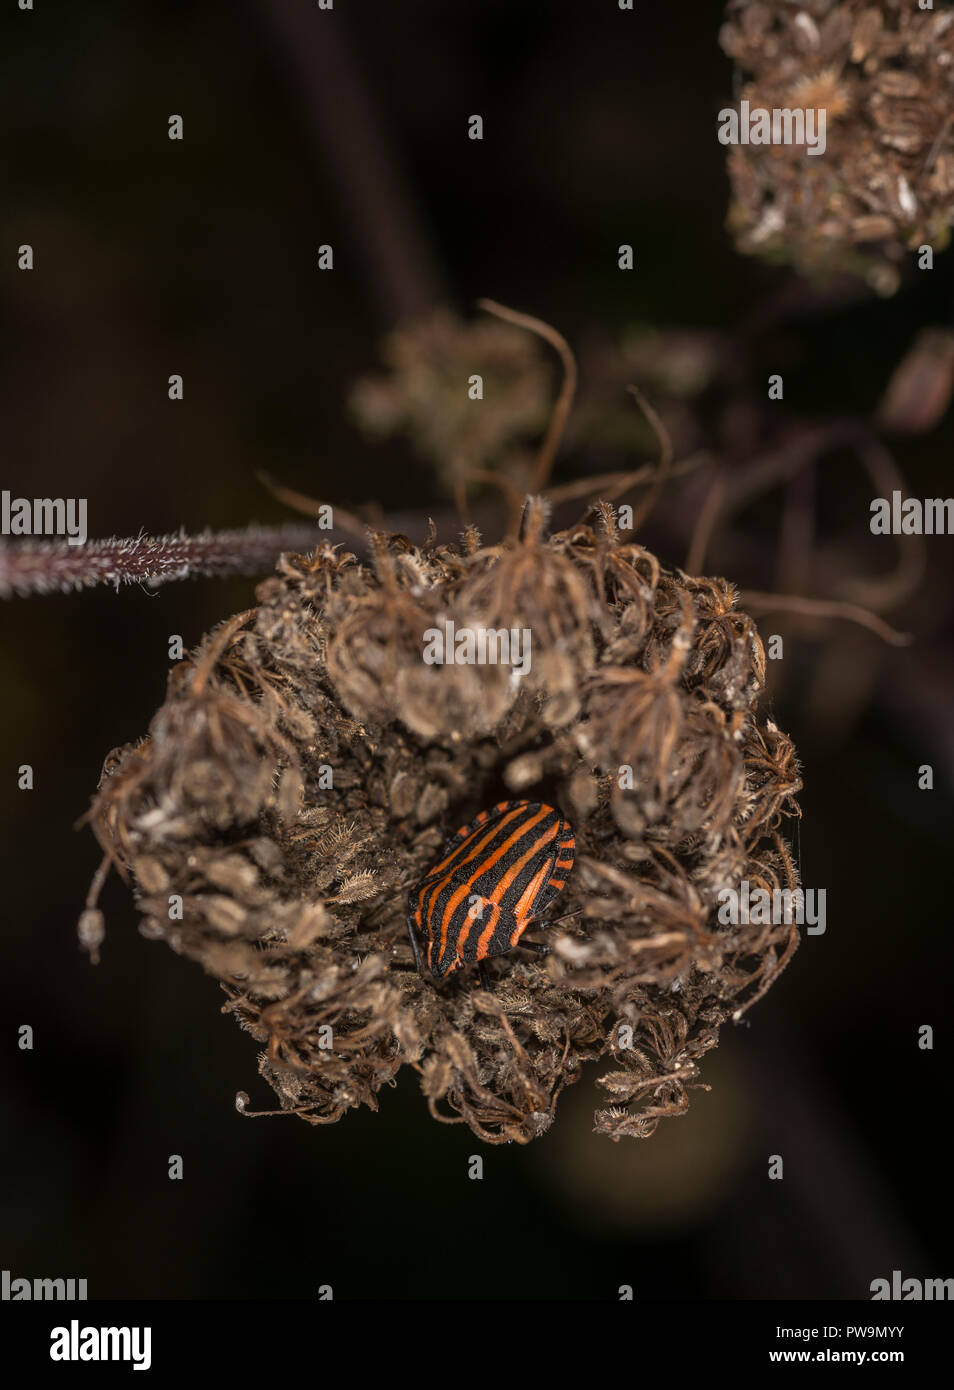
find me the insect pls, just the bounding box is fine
[407,799,576,979]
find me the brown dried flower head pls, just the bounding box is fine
[349,307,553,504]
[86,495,802,1144]
[721,0,954,293]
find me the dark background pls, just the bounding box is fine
[1,0,951,1299]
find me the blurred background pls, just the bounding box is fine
[1,0,951,1299]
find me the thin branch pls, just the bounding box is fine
[836,436,926,612]
[544,451,708,509]
[740,591,913,647]
[686,469,726,575]
[685,420,924,615]
[625,384,674,530]
[476,299,578,493]
[459,467,526,533]
[0,525,324,599]
[919,112,954,186]
[249,0,445,322]
[256,471,368,539]
[775,463,816,597]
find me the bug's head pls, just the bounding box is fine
[430,950,462,979]
[428,924,474,978]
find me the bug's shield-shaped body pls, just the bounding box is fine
[408,800,576,978]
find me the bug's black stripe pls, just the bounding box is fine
[427,810,572,961]
[415,803,529,908]
[472,837,558,919]
[488,905,518,956]
[439,805,491,858]
[455,901,513,965]
[410,800,576,976]
[532,868,570,914]
[431,801,537,878]
[411,817,495,932]
[423,805,557,939]
[533,827,574,914]
[436,811,556,934]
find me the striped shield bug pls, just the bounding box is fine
[406,799,576,979]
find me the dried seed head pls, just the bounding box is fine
[349,308,553,500]
[721,0,954,291]
[87,517,801,1144]
[789,65,853,120]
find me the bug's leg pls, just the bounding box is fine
[518,939,550,957]
[477,961,492,990]
[406,917,425,974]
[545,909,582,929]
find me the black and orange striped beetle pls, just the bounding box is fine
[406,799,576,979]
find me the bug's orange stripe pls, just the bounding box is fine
[475,901,505,958]
[418,806,527,964]
[423,803,529,926]
[435,805,551,964]
[510,862,551,943]
[484,817,555,904]
[460,821,560,960]
[455,896,497,959]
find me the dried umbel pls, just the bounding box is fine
[85,497,802,1143]
[721,1,954,292]
[349,306,553,506]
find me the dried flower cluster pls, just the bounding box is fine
[721,0,954,292]
[349,307,553,502]
[86,499,802,1143]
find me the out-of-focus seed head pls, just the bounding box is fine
[721,1,954,293]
